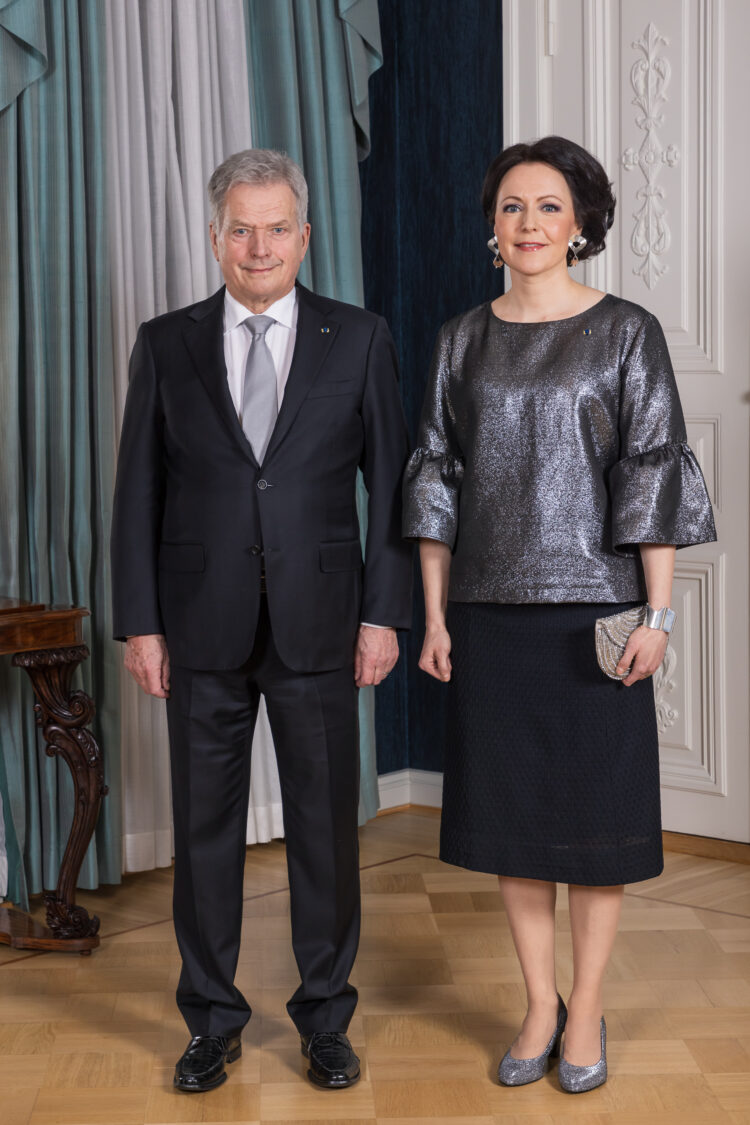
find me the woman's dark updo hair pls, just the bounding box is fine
[481,135,616,266]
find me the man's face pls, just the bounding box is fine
[210,181,310,313]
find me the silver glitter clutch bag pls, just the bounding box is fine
[594,605,647,679]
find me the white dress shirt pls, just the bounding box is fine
[222,285,388,631]
[223,286,298,420]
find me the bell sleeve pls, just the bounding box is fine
[609,312,717,556]
[402,326,464,549]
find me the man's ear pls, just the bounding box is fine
[209,222,220,262]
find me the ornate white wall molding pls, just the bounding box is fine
[658,557,725,797]
[685,413,722,510]
[670,0,724,375]
[622,23,680,290]
[618,1,724,375]
[654,643,678,733]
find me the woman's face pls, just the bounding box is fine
[493,162,582,277]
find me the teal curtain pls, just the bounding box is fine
[245,0,384,821]
[0,0,120,907]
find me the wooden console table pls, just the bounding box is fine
[0,597,107,953]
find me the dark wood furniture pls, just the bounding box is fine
[0,597,107,953]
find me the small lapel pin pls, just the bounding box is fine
[583,327,592,336]
[321,326,330,334]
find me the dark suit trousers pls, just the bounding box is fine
[165,598,361,1038]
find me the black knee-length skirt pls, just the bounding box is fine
[439,601,664,886]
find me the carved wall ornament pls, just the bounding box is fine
[622,22,680,289]
[653,643,678,734]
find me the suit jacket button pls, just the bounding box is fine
[250,545,262,556]
[257,479,268,490]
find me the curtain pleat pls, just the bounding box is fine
[0,0,48,110]
[245,0,383,822]
[0,0,120,907]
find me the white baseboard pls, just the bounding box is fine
[378,768,443,810]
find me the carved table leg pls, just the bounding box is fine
[7,645,108,950]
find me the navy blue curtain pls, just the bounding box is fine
[360,0,503,774]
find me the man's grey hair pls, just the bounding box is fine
[208,149,309,231]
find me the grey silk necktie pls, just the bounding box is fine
[241,315,278,462]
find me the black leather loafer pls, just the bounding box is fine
[174,1035,242,1092]
[301,1031,360,1088]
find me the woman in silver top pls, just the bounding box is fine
[403,136,715,1094]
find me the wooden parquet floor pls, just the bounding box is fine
[2,807,750,1124]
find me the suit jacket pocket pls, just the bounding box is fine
[319,539,362,572]
[158,542,205,573]
[308,379,357,398]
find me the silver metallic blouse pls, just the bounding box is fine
[403,295,716,603]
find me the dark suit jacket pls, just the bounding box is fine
[111,283,413,671]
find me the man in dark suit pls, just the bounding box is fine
[111,149,412,1093]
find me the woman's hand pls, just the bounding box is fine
[623,544,676,687]
[418,539,453,681]
[616,625,668,686]
[419,624,452,681]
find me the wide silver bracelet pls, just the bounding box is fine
[645,604,676,634]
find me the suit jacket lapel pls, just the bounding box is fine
[264,284,338,461]
[182,287,259,467]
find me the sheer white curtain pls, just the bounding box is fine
[105,0,283,871]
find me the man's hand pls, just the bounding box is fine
[124,634,171,698]
[616,625,668,687]
[354,625,399,687]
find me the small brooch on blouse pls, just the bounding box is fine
[582,328,592,337]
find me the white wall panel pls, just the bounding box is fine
[503,0,750,841]
[658,558,725,796]
[615,2,723,374]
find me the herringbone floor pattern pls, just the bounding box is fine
[2,808,750,1124]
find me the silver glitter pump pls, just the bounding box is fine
[497,995,567,1086]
